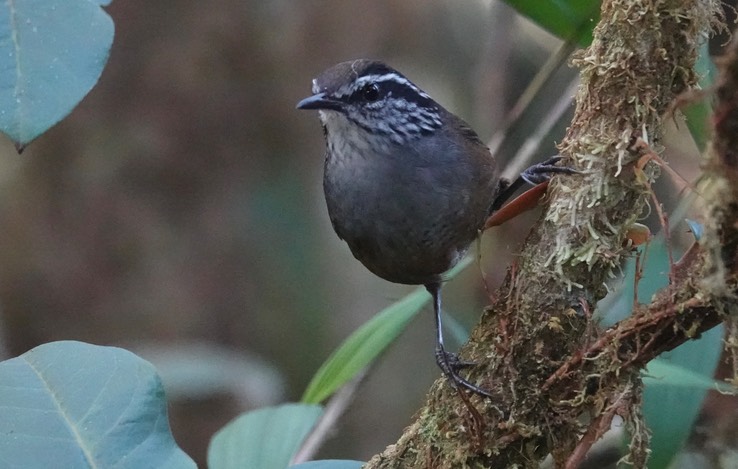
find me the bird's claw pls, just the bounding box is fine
[435,346,494,398]
[521,155,579,185]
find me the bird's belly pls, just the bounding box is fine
[325,172,483,285]
[353,233,469,285]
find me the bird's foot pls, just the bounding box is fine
[521,155,579,185]
[435,346,493,398]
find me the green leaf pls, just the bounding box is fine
[0,0,114,148]
[504,0,600,46]
[0,340,195,469]
[208,403,323,469]
[301,286,429,404]
[598,234,671,326]
[644,357,732,392]
[642,326,724,469]
[599,230,725,468]
[301,256,472,404]
[290,461,365,469]
[683,43,716,152]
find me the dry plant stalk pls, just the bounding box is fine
[364,1,729,468]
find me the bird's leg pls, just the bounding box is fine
[490,155,578,212]
[485,156,579,229]
[426,282,493,398]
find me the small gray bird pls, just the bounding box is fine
[297,59,566,397]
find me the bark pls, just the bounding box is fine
[364,1,731,468]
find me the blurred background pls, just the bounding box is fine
[0,0,734,467]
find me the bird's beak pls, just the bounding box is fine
[296,92,343,111]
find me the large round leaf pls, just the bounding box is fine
[0,340,195,469]
[208,403,323,469]
[0,0,114,148]
[290,461,365,469]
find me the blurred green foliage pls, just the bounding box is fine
[0,0,730,466]
[505,0,600,46]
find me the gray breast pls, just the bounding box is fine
[322,123,497,285]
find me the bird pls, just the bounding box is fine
[297,59,568,397]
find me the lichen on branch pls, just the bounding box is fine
[548,0,719,289]
[364,1,725,468]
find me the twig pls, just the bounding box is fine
[565,386,633,469]
[291,371,364,464]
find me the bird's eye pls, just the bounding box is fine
[362,84,380,102]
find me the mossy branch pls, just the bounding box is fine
[364,1,729,468]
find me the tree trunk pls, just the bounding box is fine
[364,1,732,467]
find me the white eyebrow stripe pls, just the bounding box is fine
[336,73,433,100]
[356,74,418,91]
